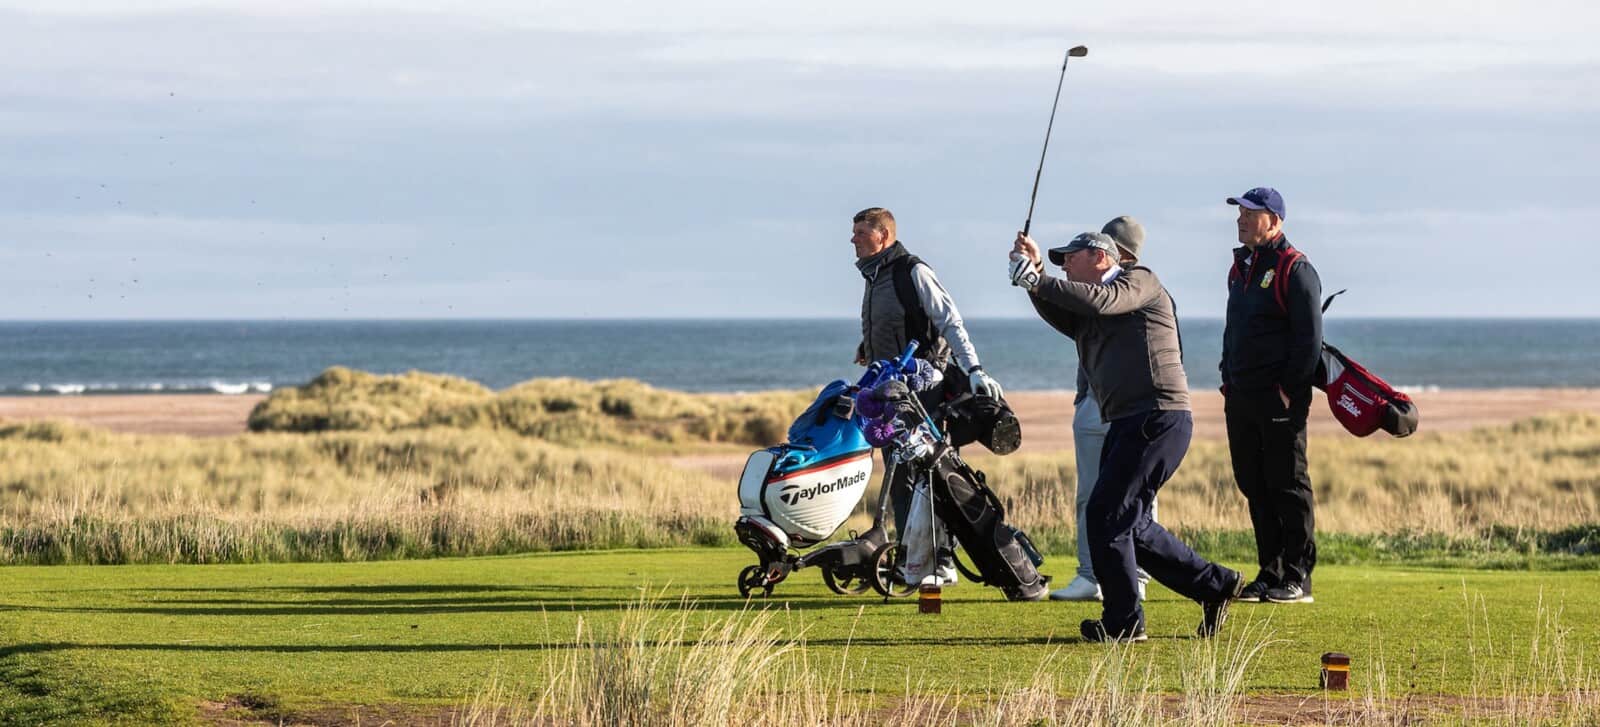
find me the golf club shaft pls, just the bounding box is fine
[1022,50,1076,238]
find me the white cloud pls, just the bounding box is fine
[2,2,1595,115]
[0,1,1596,317]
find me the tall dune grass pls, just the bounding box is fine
[247,367,811,449]
[0,406,1597,564]
[0,420,733,564]
[987,411,1600,540]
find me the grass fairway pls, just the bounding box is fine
[3,548,1597,724]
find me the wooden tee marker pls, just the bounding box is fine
[918,582,942,614]
[1320,652,1351,690]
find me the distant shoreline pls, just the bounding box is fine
[5,389,1599,444]
[0,384,1572,397]
[4,316,1600,322]
[5,319,1597,392]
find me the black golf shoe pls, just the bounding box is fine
[1198,568,1245,638]
[1236,579,1270,603]
[1265,582,1314,604]
[1080,619,1148,643]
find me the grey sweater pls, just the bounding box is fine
[1028,267,1191,421]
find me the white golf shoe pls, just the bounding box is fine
[1049,575,1102,601]
[1048,575,1149,602]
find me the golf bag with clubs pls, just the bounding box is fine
[854,345,1050,602]
[733,347,919,598]
[733,342,1047,601]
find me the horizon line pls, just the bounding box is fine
[2,315,1599,324]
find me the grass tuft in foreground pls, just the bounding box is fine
[450,591,1597,726]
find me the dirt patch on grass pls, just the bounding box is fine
[192,693,1587,726]
[198,697,463,726]
[1212,693,1581,724]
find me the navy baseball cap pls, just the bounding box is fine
[1047,232,1118,266]
[1227,187,1286,220]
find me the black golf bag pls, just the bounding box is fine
[924,443,1048,602]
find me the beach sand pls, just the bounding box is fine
[3,389,1596,450]
[0,394,267,438]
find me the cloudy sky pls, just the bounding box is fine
[2,1,1595,319]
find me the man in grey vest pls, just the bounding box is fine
[852,206,1003,584]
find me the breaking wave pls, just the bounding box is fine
[7,381,274,396]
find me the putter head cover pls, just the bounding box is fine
[874,377,912,404]
[867,377,927,432]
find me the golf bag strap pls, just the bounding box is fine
[890,254,939,360]
[1228,246,1306,315]
[1271,248,1304,313]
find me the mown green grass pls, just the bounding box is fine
[2,548,1596,724]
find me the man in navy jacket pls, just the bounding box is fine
[1221,187,1324,604]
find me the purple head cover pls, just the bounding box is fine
[864,419,897,448]
[855,390,887,420]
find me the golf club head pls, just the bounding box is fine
[1068,45,1088,57]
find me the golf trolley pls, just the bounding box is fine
[734,344,933,599]
[734,340,1048,601]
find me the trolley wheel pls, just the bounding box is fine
[822,565,872,596]
[869,543,918,598]
[737,565,773,598]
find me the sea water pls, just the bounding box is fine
[1,319,1595,394]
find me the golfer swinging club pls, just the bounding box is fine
[1009,228,1242,642]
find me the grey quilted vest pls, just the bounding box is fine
[855,241,951,367]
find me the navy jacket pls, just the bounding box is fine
[1220,235,1323,394]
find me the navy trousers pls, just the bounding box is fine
[1086,409,1235,632]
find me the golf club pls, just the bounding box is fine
[1022,45,1088,238]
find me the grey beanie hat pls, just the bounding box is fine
[1101,216,1144,262]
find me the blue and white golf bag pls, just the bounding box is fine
[732,349,923,598]
[732,342,1043,600]
[736,380,873,555]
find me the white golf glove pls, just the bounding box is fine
[968,368,1004,400]
[1008,252,1041,290]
